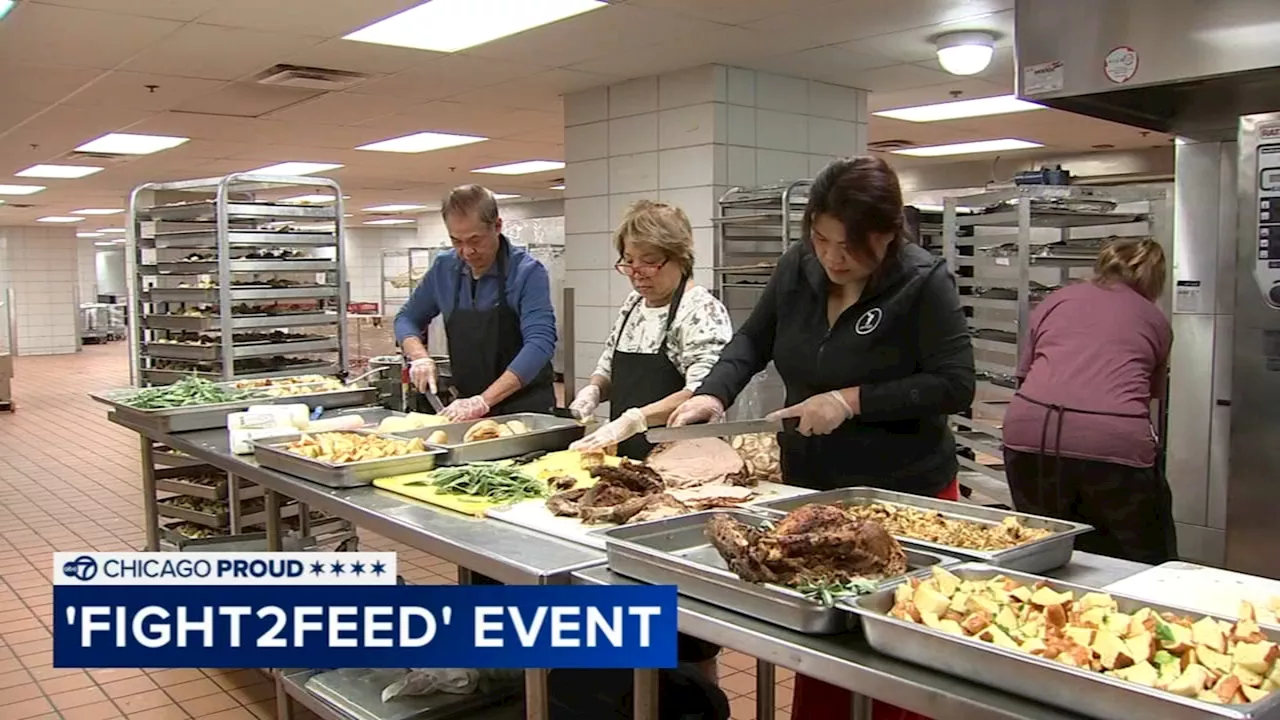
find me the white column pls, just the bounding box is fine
[562,64,868,409]
[0,227,82,355]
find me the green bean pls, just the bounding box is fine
[122,375,258,409]
[422,462,546,504]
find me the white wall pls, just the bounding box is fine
[0,227,81,355]
[95,249,127,297]
[78,242,98,303]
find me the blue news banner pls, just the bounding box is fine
[51,553,678,669]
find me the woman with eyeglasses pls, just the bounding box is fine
[569,200,733,465]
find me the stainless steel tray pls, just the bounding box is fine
[145,286,338,303]
[143,312,341,332]
[300,668,521,720]
[400,413,585,464]
[145,338,339,361]
[752,487,1091,573]
[150,229,338,249]
[89,382,375,433]
[599,508,954,635]
[847,563,1280,720]
[253,430,446,488]
[146,200,337,222]
[153,465,266,501]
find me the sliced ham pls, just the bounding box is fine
[646,437,745,488]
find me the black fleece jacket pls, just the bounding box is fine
[697,241,975,495]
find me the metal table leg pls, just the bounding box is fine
[633,668,659,720]
[265,490,283,552]
[524,669,549,720]
[756,660,776,720]
[275,669,294,720]
[140,438,159,551]
[457,566,474,585]
[850,691,873,720]
[227,473,242,535]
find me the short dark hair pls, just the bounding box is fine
[803,156,906,268]
[441,184,499,225]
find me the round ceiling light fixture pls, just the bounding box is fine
[935,31,995,76]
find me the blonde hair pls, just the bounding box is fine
[613,200,695,275]
[1093,238,1166,300]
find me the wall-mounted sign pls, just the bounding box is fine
[1104,46,1139,84]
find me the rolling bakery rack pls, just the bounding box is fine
[941,184,1172,505]
[123,173,359,553]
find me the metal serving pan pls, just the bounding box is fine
[89,381,376,434]
[847,563,1280,720]
[599,508,955,635]
[153,465,265,501]
[253,430,446,489]
[752,487,1091,573]
[399,413,585,465]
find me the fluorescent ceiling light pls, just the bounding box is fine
[364,204,428,213]
[472,160,565,175]
[936,31,995,76]
[494,193,520,200]
[37,216,85,223]
[357,131,488,153]
[249,162,344,176]
[280,194,336,204]
[344,0,605,53]
[72,208,123,215]
[0,1,16,21]
[16,164,104,179]
[0,184,45,195]
[891,138,1043,157]
[94,241,115,247]
[97,227,126,234]
[549,184,565,191]
[77,232,103,238]
[364,218,415,225]
[874,95,1044,122]
[75,132,188,155]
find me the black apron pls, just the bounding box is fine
[608,279,688,461]
[444,241,555,416]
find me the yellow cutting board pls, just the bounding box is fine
[372,450,622,517]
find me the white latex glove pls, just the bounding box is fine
[568,385,601,421]
[570,408,646,451]
[668,395,726,427]
[766,391,853,437]
[408,357,438,394]
[442,395,489,422]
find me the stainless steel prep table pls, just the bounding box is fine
[106,408,1155,720]
[575,553,1148,720]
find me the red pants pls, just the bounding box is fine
[790,478,961,720]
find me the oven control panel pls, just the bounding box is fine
[1257,145,1280,308]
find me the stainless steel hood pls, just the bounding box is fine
[1015,0,1280,138]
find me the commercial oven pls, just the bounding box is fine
[1016,0,1280,576]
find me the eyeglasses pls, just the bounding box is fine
[614,258,668,277]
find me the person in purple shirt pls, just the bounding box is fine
[394,185,557,422]
[1002,238,1176,564]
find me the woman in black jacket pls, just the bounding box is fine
[670,156,975,720]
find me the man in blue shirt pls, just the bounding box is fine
[394,185,557,421]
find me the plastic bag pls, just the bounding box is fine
[380,668,523,703]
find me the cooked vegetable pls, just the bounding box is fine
[421,462,546,504]
[122,375,256,409]
[285,432,428,463]
[889,567,1280,705]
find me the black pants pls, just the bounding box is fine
[460,569,718,663]
[1004,449,1178,565]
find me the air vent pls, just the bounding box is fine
[58,150,134,166]
[255,64,370,91]
[867,139,916,151]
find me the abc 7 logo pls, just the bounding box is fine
[62,556,98,582]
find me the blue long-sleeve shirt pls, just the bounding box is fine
[393,240,557,386]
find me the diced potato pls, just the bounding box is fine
[1010,585,1033,603]
[1198,646,1233,676]
[1168,665,1213,697]
[930,566,961,596]
[1030,586,1073,607]
[1066,626,1095,646]
[967,595,1000,616]
[893,583,913,606]
[1242,685,1270,703]
[937,619,965,636]
[1117,661,1160,688]
[1104,612,1132,636]
[1233,665,1266,689]
[1079,592,1118,611]
[947,591,970,615]
[1163,623,1194,654]
[1234,640,1279,675]
[978,625,1020,650]
[913,583,952,617]
[1193,616,1228,654]
[1079,607,1109,628]
[1125,632,1154,664]
[1094,630,1135,670]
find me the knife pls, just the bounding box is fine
[422,390,445,413]
[645,418,787,443]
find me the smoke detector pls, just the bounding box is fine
[255,64,370,91]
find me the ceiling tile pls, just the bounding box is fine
[445,70,615,111]
[627,0,841,26]
[357,101,561,141]
[264,92,421,127]
[174,84,324,118]
[30,0,219,21]
[745,0,1011,48]
[193,0,419,38]
[0,3,184,69]
[838,9,1013,64]
[351,55,548,102]
[868,75,1008,111]
[0,64,105,105]
[61,72,230,113]
[738,47,897,86]
[847,62,956,93]
[285,37,440,76]
[121,23,325,81]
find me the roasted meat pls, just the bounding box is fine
[706,504,908,586]
[646,438,745,488]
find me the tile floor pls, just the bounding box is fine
[0,343,793,720]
